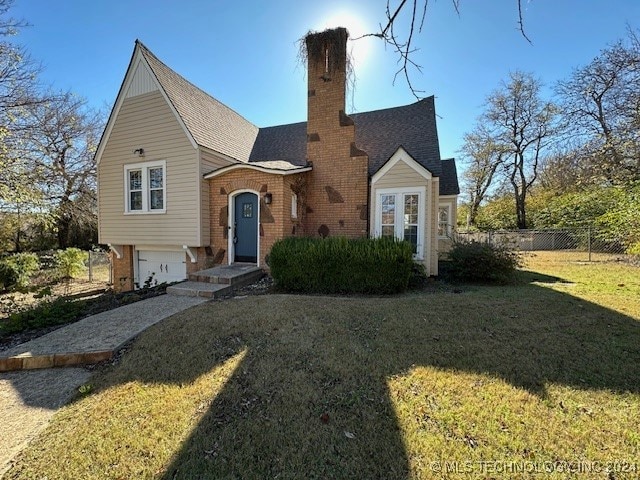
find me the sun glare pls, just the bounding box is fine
[316,9,375,71]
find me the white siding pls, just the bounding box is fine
[125,61,159,98]
[373,161,426,188]
[98,90,200,246]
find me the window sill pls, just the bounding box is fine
[124,210,167,215]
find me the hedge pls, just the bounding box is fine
[268,236,414,294]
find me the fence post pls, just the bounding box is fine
[587,226,592,262]
[88,251,93,282]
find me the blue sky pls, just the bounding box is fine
[10,0,640,160]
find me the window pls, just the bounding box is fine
[404,194,419,253]
[381,194,395,239]
[124,161,166,213]
[438,205,451,238]
[291,193,298,219]
[375,188,425,258]
[242,203,253,218]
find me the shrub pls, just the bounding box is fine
[446,239,521,283]
[55,248,88,280]
[269,236,414,294]
[1,297,88,334]
[0,252,40,290]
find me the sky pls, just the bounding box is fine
[9,0,640,161]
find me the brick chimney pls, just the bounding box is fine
[304,27,368,238]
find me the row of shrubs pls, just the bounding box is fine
[0,248,88,291]
[269,236,415,294]
[268,236,521,294]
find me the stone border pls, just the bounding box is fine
[0,350,113,372]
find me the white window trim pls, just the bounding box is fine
[124,160,166,214]
[438,204,452,239]
[291,193,298,219]
[374,186,426,260]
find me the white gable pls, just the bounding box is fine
[371,146,433,184]
[95,44,197,164]
[125,60,159,98]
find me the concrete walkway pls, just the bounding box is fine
[0,294,206,372]
[0,294,207,475]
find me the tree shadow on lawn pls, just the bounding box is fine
[150,274,639,478]
[8,270,640,478]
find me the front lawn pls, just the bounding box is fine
[5,255,640,479]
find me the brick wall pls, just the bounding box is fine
[305,28,369,239]
[209,170,307,269]
[111,245,134,292]
[185,247,216,275]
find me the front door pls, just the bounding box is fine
[233,192,258,263]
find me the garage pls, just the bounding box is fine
[136,250,187,286]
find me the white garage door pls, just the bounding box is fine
[137,250,187,286]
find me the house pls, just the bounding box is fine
[96,28,459,291]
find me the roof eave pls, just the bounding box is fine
[204,163,312,179]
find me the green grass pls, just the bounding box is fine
[4,255,640,479]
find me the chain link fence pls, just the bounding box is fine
[85,250,111,283]
[456,228,633,263]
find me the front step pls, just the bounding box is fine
[188,264,263,287]
[168,264,264,298]
[167,281,230,298]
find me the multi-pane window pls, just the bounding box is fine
[149,167,164,210]
[128,170,143,211]
[381,194,396,239]
[376,188,424,258]
[404,194,419,253]
[438,205,450,238]
[242,202,253,218]
[124,161,166,213]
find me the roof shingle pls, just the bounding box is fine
[136,42,458,196]
[138,41,258,162]
[248,97,459,195]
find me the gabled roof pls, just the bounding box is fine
[352,97,442,177]
[99,41,459,196]
[96,41,258,164]
[248,97,459,195]
[137,42,258,162]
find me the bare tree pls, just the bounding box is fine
[360,0,530,97]
[459,125,506,227]
[483,71,559,229]
[24,92,103,248]
[537,142,600,193]
[555,29,640,185]
[0,0,47,204]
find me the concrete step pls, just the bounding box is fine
[166,281,231,298]
[188,264,264,287]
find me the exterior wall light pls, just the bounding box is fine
[264,193,273,204]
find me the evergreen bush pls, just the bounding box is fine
[446,239,521,283]
[269,236,414,294]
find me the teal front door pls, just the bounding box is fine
[233,192,258,263]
